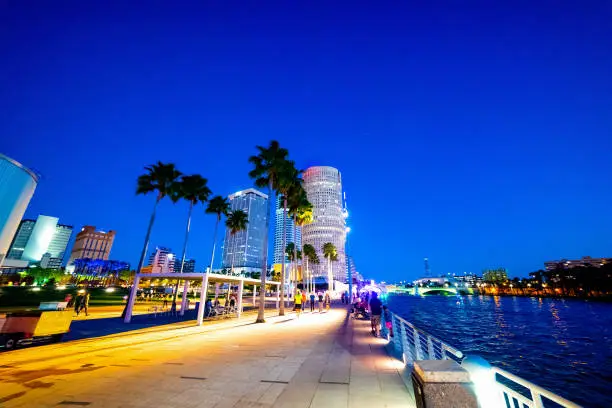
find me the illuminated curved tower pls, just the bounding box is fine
[302,166,346,285]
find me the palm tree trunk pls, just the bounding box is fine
[209,216,220,273]
[256,182,273,323]
[280,197,287,315]
[172,201,193,312]
[305,257,309,293]
[121,196,159,318]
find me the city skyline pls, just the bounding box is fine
[3,2,611,281]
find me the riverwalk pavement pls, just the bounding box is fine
[0,306,416,408]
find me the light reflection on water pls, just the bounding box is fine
[387,295,612,407]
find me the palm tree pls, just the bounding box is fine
[303,244,318,292]
[285,242,297,287]
[205,195,230,273]
[289,186,311,290]
[170,174,211,311]
[322,242,338,292]
[275,161,300,315]
[122,162,181,318]
[248,140,290,323]
[226,210,249,275]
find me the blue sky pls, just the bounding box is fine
[2,1,611,281]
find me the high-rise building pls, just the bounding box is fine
[147,246,176,273]
[302,166,347,284]
[68,226,116,265]
[174,257,196,273]
[7,215,73,269]
[0,154,38,267]
[222,188,268,270]
[273,195,301,265]
[482,268,508,282]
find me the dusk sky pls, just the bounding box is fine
[2,1,611,282]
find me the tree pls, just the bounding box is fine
[248,140,290,323]
[322,242,338,291]
[226,210,249,275]
[205,195,230,273]
[289,186,311,290]
[170,174,211,311]
[123,162,181,319]
[274,161,301,315]
[303,243,318,292]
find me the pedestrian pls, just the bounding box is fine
[64,293,73,308]
[369,292,382,337]
[341,292,345,304]
[318,292,324,313]
[74,293,82,315]
[383,305,394,337]
[309,292,316,312]
[294,290,302,317]
[78,292,90,317]
[324,291,331,312]
[163,294,170,308]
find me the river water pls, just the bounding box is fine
[387,295,612,408]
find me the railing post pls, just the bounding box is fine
[532,392,545,408]
[427,336,435,359]
[392,315,401,350]
[413,327,423,360]
[400,320,411,364]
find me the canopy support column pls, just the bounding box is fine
[237,279,244,317]
[179,280,190,316]
[197,273,208,326]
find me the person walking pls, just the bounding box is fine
[318,292,323,313]
[294,289,303,317]
[369,292,383,337]
[74,293,82,315]
[78,292,90,317]
[309,292,316,312]
[324,291,331,312]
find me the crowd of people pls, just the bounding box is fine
[292,290,332,316]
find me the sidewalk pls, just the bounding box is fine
[0,307,415,407]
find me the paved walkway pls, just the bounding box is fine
[0,307,415,408]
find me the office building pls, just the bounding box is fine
[7,215,73,269]
[222,188,268,270]
[0,154,38,267]
[147,246,176,273]
[482,268,508,283]
[544,256,612,271]
[68,226,116,265]
[174,257,196,273]
[302,166,347,284]
[273,195,301,265]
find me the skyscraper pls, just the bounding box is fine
[302,166,347,284]
[7,215,73,269]
[222,188,268,271]
[174,257,196,273]
[273,195,301,265]
[0,154,38,267]
[147,246,175,273]
[68,226,116,265]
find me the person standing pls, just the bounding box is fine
[294,289,303,317]
[369,292,382,337]
[324,291,331,312]
[318,292,323,313]
[383,305,394,337]
[74,293,82,315]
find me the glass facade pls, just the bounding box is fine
[0,154,38,266]
[273,194,301,265]
[222,188,268,270]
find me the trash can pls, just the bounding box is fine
[412,360,477,408]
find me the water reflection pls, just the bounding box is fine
[388,295,612,407]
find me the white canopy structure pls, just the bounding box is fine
[123,272,281,325]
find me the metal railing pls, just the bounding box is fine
[388,313,581,408]
[491,367,581,408]
[390,314,464,363]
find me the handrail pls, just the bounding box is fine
[491,367,581,408]
[387,311,581,408]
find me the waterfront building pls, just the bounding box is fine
[174,257,196,273]
[302,166,347,284]
[453,273,482,287]
[147,246,176,273]
[221,188,268,270]
[273,195,301,266]
[7,215,73,269]
[0,154,38,267]
[67,226,116,266]
[544,256,612,271]
[72,258,130,276]
[482,268,508,282]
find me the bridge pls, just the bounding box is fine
[386,286,459,296]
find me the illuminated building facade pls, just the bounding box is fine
[148,246,176,273]
[7,215,73,269]
[222,188,268,270]
[273,195,301,265]
[68,226,116,266]
[302,166,347,283]
[174,257,196,273]
[544,256,612,271]
[0,154,38,267]
[482,268,508,282]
